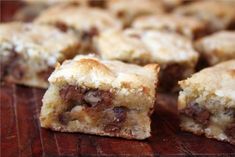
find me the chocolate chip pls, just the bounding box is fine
[55,22,68,32]
[103,106,128,133]
[113,106,127,123]
[117,11,125,18]
[181,102,211,125]
[88,0,106,8]
[58,112,71,125]
[60,85,112,110]
[59,85,84,104]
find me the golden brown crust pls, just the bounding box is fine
[50,55,159,95]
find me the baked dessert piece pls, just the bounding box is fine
[95,29,199,91]
[15,0,107,22]
[94,29,151,65]
[195,31,235,68]
[132,14,208,40]
[40,55,159,139]
[178,60,235,145]
[174,1,235,32]
[107,0,164,26]
[0,22,80,88]
[35,3,122,52]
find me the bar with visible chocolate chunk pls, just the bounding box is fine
[132,14,208,40]
[195,31,235,68]
[40,55,159,139]
[107,0,164,27]
[0,22,80,88]
[34,3,122,53]
[94,29,198,92]
[178,60,235,145]
[173,1,235,33]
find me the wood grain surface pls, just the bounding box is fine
[1,1,235,157]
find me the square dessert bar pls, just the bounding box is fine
[174,1,235,32]
[40,55,159,139]
[195,31,235,68]
[35,3,122,52]
[178,60,235,145]
[0,22,80,88]
[107,0,164,26]
[95,29,199,91]
[15,0,106,22]
[132,14,208,40]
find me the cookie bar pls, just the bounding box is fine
[40,55,159,139]
[35,3,122,52]
[107,0,164,26]
[15,0,106,22]
[195,31,235,67]
[94,29,151,65]
[178,60,235,145]
[132,14,208,40]
[95,29,199,91]
[0,22,80,88]
[174,1,235,32]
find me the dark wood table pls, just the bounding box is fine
[1,1,235,156]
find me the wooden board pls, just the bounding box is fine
[1,1,235,156]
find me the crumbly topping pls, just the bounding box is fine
[179,60,235,103]
[49,55,159,97]
[125,29,199,66]
[95,29,151,64]
[96,28,198,66]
